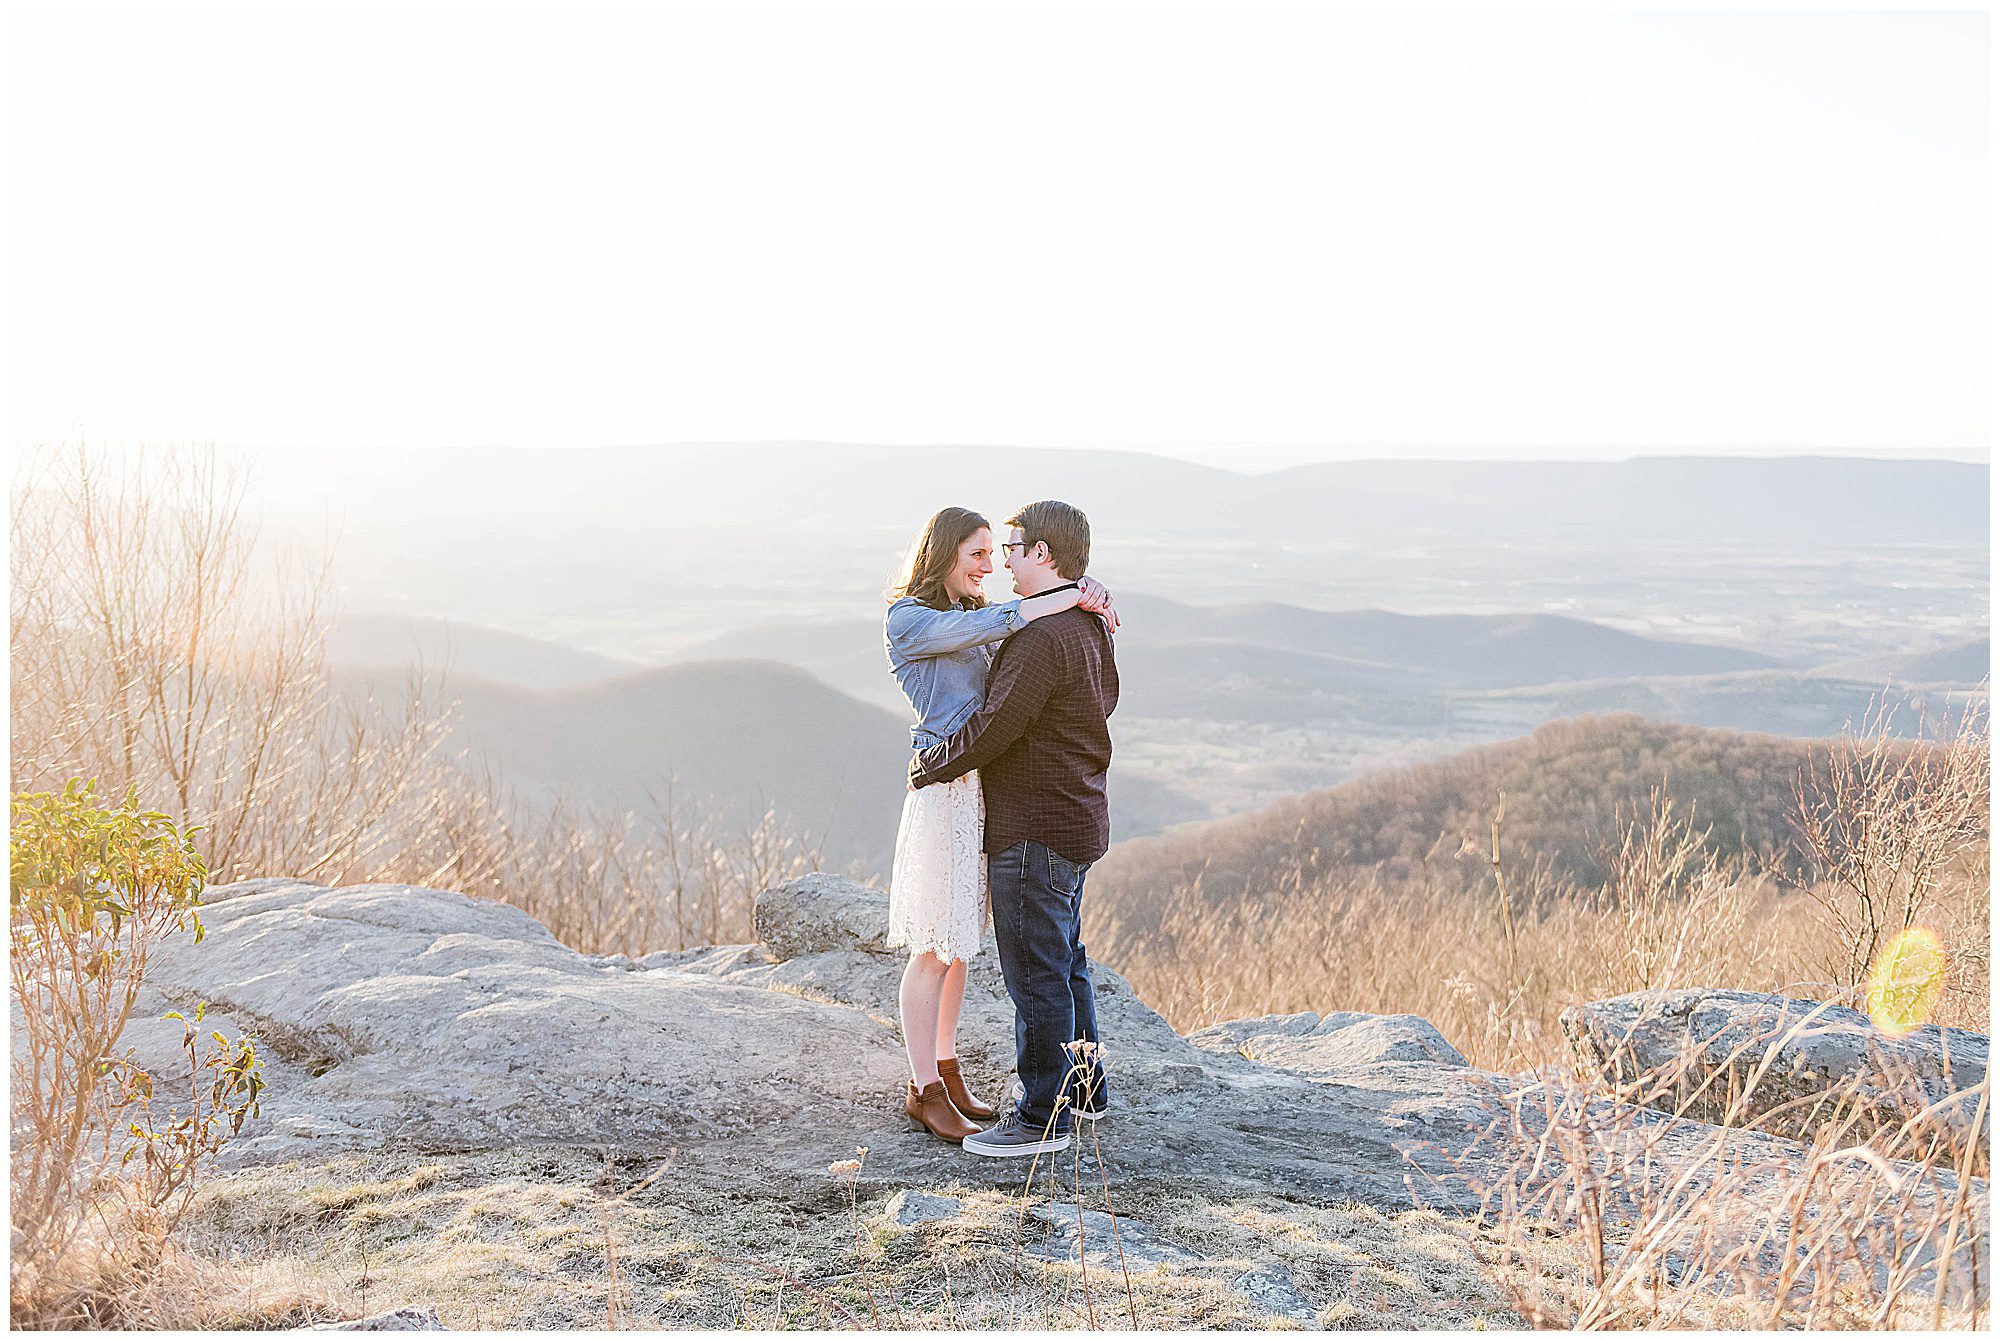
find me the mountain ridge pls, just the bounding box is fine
[1085,713,1876,944]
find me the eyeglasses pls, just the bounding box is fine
[1001,541,1033,556]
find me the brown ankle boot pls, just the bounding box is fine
[937,1057,998,1120]
[905,1080,979,1143]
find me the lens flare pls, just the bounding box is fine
[1865,927,1947,1036]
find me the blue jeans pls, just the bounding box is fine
[988,839,1106,1132]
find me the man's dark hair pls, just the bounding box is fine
[1006,500,1090,580]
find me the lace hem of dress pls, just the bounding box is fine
[887,769,988,965]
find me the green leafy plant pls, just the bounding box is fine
[9,779,262,1316]
[111,999,265,1243]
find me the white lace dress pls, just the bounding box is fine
[887,769,989,964]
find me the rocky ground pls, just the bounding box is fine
[86,874,1991,1329]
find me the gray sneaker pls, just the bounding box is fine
[963,1107,1071,1158]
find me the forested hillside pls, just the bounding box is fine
[1091,713,1867,939]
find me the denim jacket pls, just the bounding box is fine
[884,595,1026,750]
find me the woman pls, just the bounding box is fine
[883,506,1117,1142]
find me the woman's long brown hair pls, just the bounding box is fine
[888,507,990,611]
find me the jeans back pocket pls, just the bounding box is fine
[1044,845,1082,892]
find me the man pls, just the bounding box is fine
[909,499,1117,1157]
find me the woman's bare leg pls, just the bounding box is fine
[935,957,969,1060]
[899,951,950,1087]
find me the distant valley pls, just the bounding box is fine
[665,594,1793,717]
[304,450,1986,874]
[258,452,1987,673]
[332,593,1986,872]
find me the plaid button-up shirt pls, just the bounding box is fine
[909,606,1119,864]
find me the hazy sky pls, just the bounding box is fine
[9,2,1990,466]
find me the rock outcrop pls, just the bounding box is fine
[120,872,1985,1304]
[1562,988,1989,1153]
[1188,1010,1469,1075]
[130,874,1521,1208]
[135,878,908,1168]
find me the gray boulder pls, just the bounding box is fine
[1028,1203,1326,1324]
[307,1305,447,1330]
[1188,1010,1469,1075]
[882,1190,963,1227]
[752,872,895,961]
[138,880,909,1168]
[1027,1201,1195,1268]
[1562,988,1989,1152]
[1232,1264,1319,1326]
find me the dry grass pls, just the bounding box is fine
[1096,849,1829,1075]
[1459,1030,1989,1329]
[143,1131,1981,1332]
[14,1231,345,1331]
[150,1146,1548,1330]
[1094,709,1989,1076]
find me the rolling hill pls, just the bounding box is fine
[330,608,1981,854]
[1445,669,1986,741]
[332,659,911,873]
[330,615,643,691]
[1814,636,1990,687]
[332,656,1198,874]
[1108,595,1785,683]
[671,619,901,710]
[1085,713,1869,943]
[664,595,1789,721]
